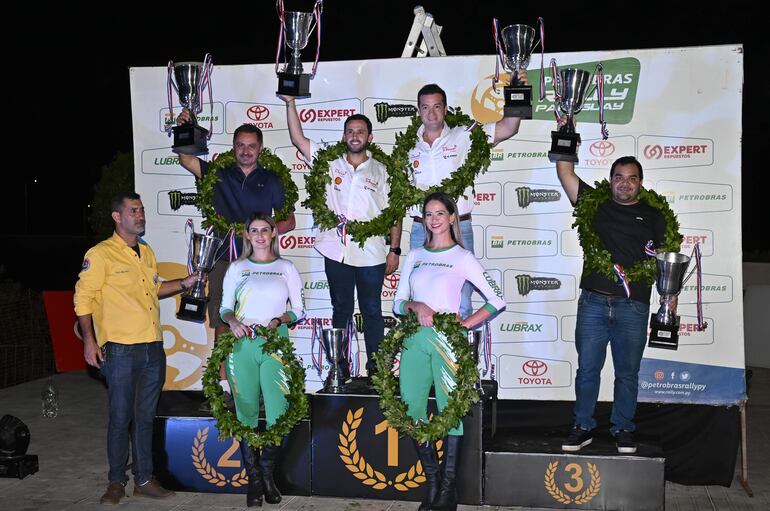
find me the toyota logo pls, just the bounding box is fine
[279,236,297,250]
[247,105,270,121]
[644,145,663,160]
[299,109,317,123]
[296,150,305,161]
[589,140,615,157]
[522,359,547,376]
[383,272,400,290]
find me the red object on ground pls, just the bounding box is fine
[43,291,87,372]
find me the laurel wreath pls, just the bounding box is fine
[196,149,298,234]
[371,312,480,442]
[544,461,601,504]
[301,142,408,245]
[337,407,444,491]
[202,329,308,448]
[573,180,681,285]
[390,108,491,211]
[191,427,249,487]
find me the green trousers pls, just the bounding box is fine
[226,327,289,428]
[399,326,463,436]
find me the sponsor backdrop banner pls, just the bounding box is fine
[130,45,744,405]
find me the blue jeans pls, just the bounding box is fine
[324,257,386,371]
[574,289,649,434]
[100,341,166,485]
[410,218,475,319]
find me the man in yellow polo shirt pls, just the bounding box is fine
[75,192,198,505]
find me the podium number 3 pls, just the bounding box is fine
[564,462,585,492]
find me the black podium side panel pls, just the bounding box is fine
[310,393,487,504]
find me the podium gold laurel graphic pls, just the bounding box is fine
[544,461,601,505]
[192,427,249,487]
[338,407,443,491]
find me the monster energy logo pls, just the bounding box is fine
[353,313,398,332]
[168,190,198,211]
[374,102,417,123]
[515,274,561,296]
[515,187,561,208]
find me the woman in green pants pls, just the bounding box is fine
[393,192,506,511]
[220,212,305,507]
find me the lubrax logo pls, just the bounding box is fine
[168,190,198,210]
[643,144,709,160]
[515,275,561,296]
[299,108,357,123]
[500,322,543,333]
[304,280,329,290]
[373,102,417,123]
[246,105,273,128]
[279,235,315,250]
[515,187,561,208]
[154,156,181,166]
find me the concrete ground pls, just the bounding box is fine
[1,368,767,511]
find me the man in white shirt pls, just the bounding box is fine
[407,78,526,318]
[280,95,401,379]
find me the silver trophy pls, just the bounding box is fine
[499,24,538,118]
[177,230,223,323]
[548,68,593,163]
[168,56,212,156]
[648,252,691,350]
[276,2,322,97]
[321,328,350,393]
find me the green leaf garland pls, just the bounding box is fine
[202,329,308,448]
[372,312,480,442]
[573,180,682,285]
[196,149,298,234]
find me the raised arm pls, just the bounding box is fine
[278,95,312,162]
[175,108,203,178]
[492,69,529,144]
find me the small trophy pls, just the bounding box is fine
[648,252,690,350]
[276,1,323,97]
[177,228,223,323]
[321,328,350,393]
[168,55,213,156]
[548,67,593,163]
[498,23,539,118]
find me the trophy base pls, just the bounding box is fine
[503,85,532,119]
[172,124,209,156]
[548,130,581,163]
[277,72,311,98]
[0,455,39,479]
[176,295,208,324]
[648,314,680,350]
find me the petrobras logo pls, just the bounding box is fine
[299,107,357,123]
[515,186,561,208]
[245,104,274,128]
[486,226,558,259]
[491,236,504,249]
[490,148,504,161]
[382,272,400,299]
[279,234,316,250]
[514,274,561,296]
[655,180,732,214]
[639,136,713,169]
[373,102,417,123]
[160,102,224,134]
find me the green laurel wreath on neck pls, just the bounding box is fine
[390,108,491,210]
[196,149,298,234]
[202,329,308,448]
[573,180,682,285]
[301,142,409,245]
[371,312,480,442]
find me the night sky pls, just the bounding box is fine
[7,2,767,254]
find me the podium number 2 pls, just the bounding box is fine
[218,439,242,468]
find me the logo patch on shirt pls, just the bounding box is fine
[81,258,90,271]
[413,160,420,168]
[334,176,343,185]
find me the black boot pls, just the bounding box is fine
[413,439,441,511]
[240,441,263,507]
[431,435,462,511]
[260,442,282,504]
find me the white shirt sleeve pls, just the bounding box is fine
[393,249,417,315]
[462,252,506,314]
[284,261,306,324]
[219,261,239,319]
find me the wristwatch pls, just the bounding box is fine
[389,247,402,255]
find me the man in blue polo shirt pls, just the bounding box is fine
[177,110,296,340]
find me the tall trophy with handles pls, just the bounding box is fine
[547,67,593,163]
[495,21,541,118]
[648,252,690,350]
[276,1,323,97]
[167,54,213,156]
[177,226,223,323]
